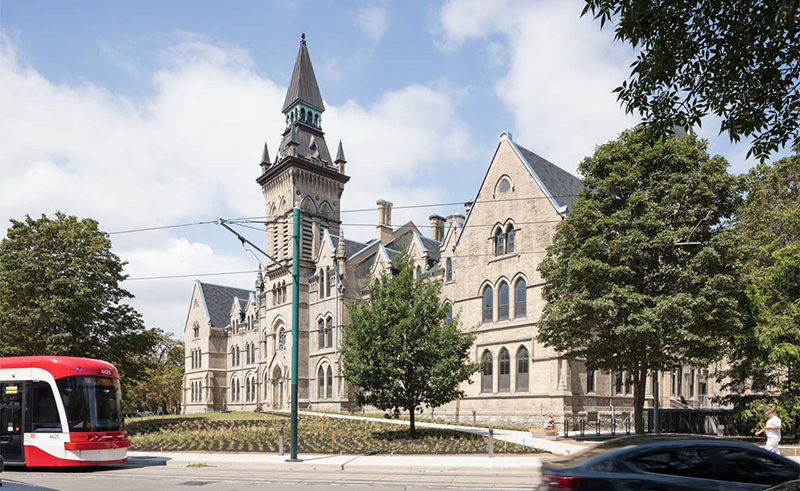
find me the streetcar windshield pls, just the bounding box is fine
[55,376,123,432]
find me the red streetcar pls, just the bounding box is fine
[0,356,129,466]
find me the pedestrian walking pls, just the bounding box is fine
[755,409,782,455]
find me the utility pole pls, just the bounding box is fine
[288,205,301,462]
[215,210,302,461]
[653,370,660,434]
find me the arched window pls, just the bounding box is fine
[327,268,334,297]
[482,286,493,324]
[231,346,236,366]
[445,303,453,324]
[416,265,422,279]
[326,366,333,399]
[326,316,334,349]
[251,343,256,363]
[231,377,238,402]
[236,345,241,366]
[498,281,509,321]
[515,278,527,318]
[318,318,325,350]
[494,227,505,256]
[318,366,325,399]
[496,177,512,195]
[516,347,529,392]
[245,344,250,365]
[300,108,306,121]
[445,258,453,282]
[245,377,251,402]
[319,269,325,299]
[273,284,278,305]
[481,350,493,393]
[498,348,511,392]
[278,328,286,350]
[506,224,515,253]
[587,369,595,393]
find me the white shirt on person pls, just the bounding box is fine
[766,415,782,441]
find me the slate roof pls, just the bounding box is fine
[278,124,333,165]
[331,235,368,259]
[282,36,325,112]
[198,282,254,328]
[516,144,584,210]
[419,235,442,261]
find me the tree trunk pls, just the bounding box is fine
[409,407,416,438]
[633,366,648,434]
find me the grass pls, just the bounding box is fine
[126,412,541,455]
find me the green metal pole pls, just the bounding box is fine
[288,206,301,462]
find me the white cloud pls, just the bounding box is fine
[358,3,390,44]
[437,0,638,173]
[120,236,256,333]
[0,34,474,334]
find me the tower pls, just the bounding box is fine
[257,34,350,268]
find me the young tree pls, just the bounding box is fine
[0,212,159,399]
[537,128,745,433]
[340,251,480,437]
[723,153,800,433]
[128,330,185,414]
[584,1,800,160]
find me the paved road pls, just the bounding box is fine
[1,461,542,491]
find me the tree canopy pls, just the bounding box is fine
[127,329,185,414]
[340,251,480,437]
[723,152,800,432]
[584,1,800,160]
[0,212,159,400]
[537,127,746,433]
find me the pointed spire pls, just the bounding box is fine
[335,140,346,163]
[336,228,346,259]
[261,142,270,164]
[282,34,325,113]
[255,264,264,293]
[260,142,271,173]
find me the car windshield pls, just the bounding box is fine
[55,376,123,432]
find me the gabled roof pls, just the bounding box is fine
[198,282,255,328]
[282,36,325,113]
[515,143,584,210]
[331,234,368,259]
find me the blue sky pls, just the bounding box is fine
[0,0,781,334]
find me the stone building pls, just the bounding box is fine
[182,36,724,423]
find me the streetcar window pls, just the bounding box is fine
[56,376,123,432]
[30,381,62,432]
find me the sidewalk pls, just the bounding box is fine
[279,409,586,456]
[127,451,544,472]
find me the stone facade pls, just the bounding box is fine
[182,37,726,423]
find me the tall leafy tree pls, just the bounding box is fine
[0,212,158,400]
[341,251,480,437]
[723,153,800,432]
[537,128,745,433]
[584,1,800,160]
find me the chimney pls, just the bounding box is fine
[429,214,445,242]
[446,213,465,230]
[376,199,394,244]
[464,201,473,216]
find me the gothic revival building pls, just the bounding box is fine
[182,36,722,423]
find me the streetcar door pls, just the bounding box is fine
[0,382,25,463]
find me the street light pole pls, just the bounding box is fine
[288,206,301,462]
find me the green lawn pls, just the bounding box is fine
[126,412,540,455]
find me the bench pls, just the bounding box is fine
[529,428,559,440]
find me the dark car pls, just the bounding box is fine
[541,435,800,490]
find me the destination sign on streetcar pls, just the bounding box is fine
[0,356,129,466]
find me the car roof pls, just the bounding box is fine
[547,434,785,468]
